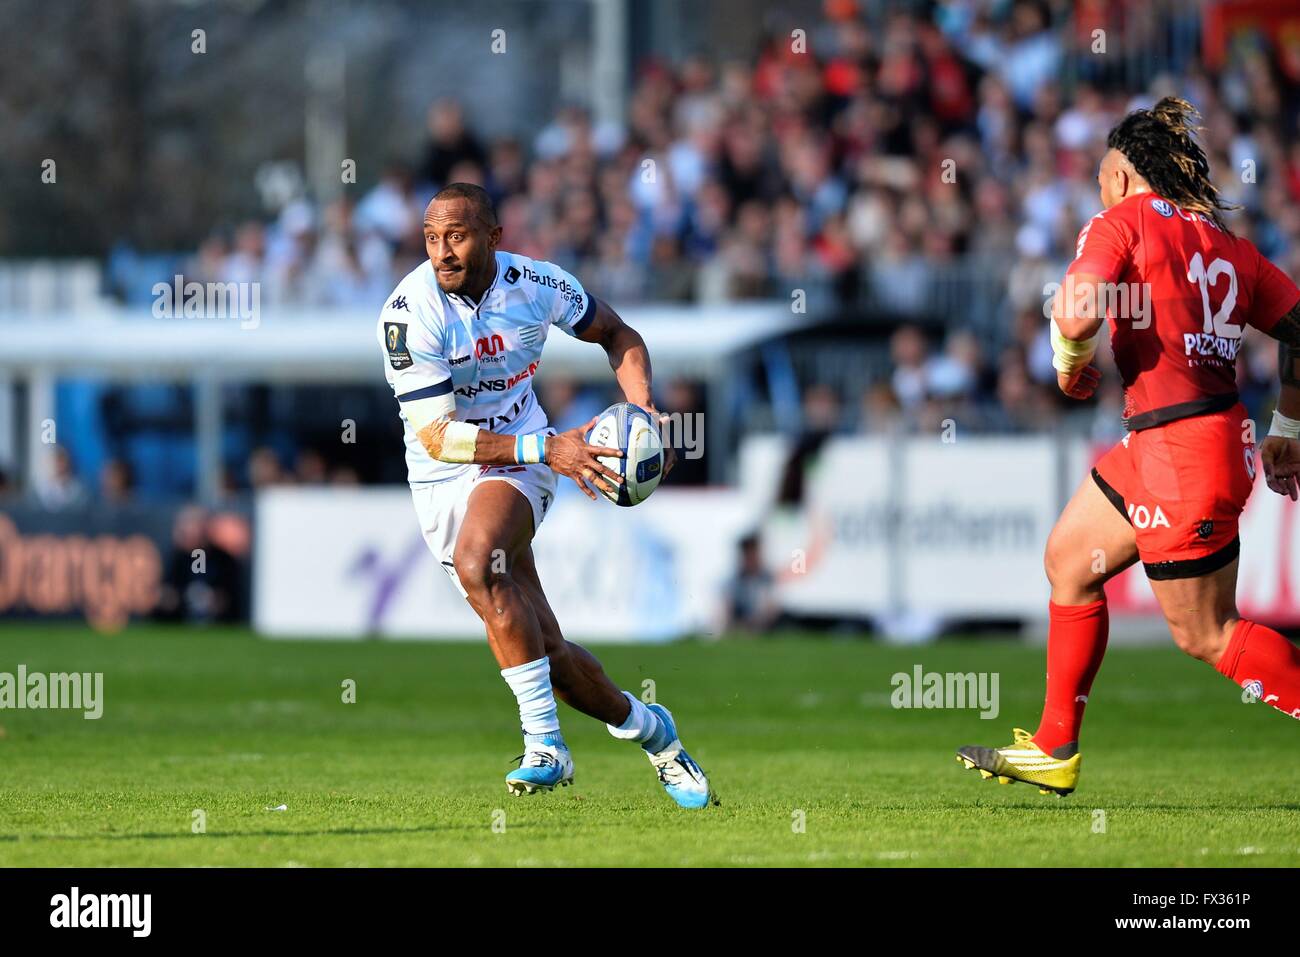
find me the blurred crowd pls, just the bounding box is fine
[824,318,1282,445]
[11,0,1300,503]
[163,0,1300,438]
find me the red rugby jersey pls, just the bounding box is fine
[1065,192,1300,430]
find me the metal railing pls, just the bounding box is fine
[0,260,108,315]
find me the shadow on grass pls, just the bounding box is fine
[818,799,1300,814]
[0,822,533,843]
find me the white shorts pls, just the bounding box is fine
[410,462,558,598]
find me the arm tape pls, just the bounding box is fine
[1050,318,1100,375]
[402,393,480,463]
[402,392,456,429]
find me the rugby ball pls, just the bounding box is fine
[587,402,665,506]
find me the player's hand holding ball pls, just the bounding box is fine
[644,405,677,479]
[546,418,625,501]
[586,402,666,506]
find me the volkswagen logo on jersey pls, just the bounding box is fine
[1151,198,1174,217]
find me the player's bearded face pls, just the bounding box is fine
[430,239,483,294]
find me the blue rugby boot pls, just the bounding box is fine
[643,704,718,809]
[506,734,574,796]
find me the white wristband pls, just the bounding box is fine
[514,432,547,465]
[1268,410,1300,439]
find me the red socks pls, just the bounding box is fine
[1030,608,1299,752]
[1216,619,1300,720]
[1033,599,1109,756]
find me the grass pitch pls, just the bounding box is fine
[0,624,1296,867]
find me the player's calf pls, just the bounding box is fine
[1150,564,1300,720]
[545,639,636,725]
[1165,617,1236,665]
[1150,564,1239,666]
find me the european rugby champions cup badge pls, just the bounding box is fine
[385,322,412,369]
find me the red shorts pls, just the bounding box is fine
[1092,403,1256,579]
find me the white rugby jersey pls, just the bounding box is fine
[377,250,596,484]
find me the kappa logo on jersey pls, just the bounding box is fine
[503,266,521,284]
[388,295,410,312]
[384,322,412,369]
[1151,198,1174,218]
[1127,503,1171,528]
[449,354,471,366]
[476,334,506,361]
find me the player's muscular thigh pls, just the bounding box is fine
[1044,475,1138,603]
[452,481,535,605]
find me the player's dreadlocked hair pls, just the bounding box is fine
[1106,96,1238,233]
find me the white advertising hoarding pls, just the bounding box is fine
[254,485,756,641]
[762,436,1061,618]
[258,433,1298,640]
[756,437,893,616]
[896,439,1058,614]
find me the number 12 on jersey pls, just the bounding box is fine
[1186,252,1240,339]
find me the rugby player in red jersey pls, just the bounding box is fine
[958,98,1300,795]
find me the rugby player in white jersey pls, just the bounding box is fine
[377,183,716,808]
